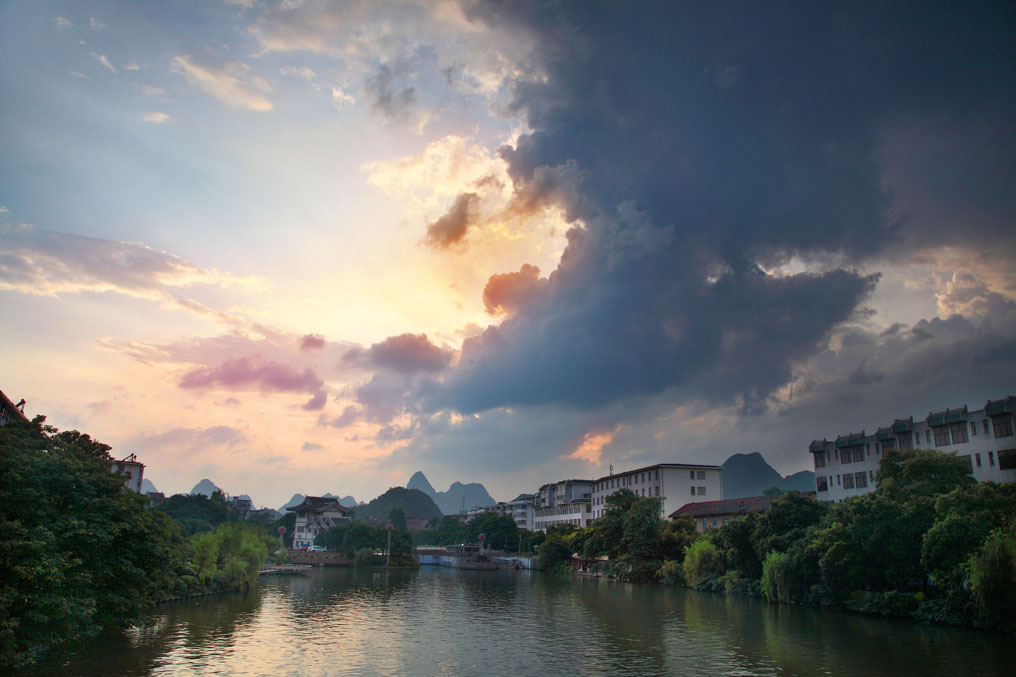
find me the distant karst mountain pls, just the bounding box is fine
[189,478,221,497]
[141,479,159,494]
[721,452,816,499]
[279,492,357,513]
[407,471,495,515]
[354,487,442,523]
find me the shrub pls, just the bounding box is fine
[683,537,723,588]
[658,560,684,586]
[845,591,920,619]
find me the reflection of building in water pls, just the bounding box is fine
[292,496,353,549]
[0,388,28,427]
[809,395,1016,502]
[110,453,145,493]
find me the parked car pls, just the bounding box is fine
[308,545,326,552]
[297,545,309,551]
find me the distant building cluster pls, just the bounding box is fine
[809,395,1016,502]
[470,463,724,533]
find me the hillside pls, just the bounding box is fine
[189,478,221,497]
[407,471,495,515]
[721,452,815,498]
[353,487,443,523]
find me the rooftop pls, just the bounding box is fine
[668,495,779,520]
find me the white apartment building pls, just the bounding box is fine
[110,453,145,493]
[591,463,723,520]
[505,494,536,531]
[533,480,593,531]
[810,395,1016,502]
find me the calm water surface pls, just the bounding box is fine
[26,567,1011,676]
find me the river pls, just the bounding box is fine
[24,567,1010,676]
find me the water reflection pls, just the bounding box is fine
[21,568,1010,676]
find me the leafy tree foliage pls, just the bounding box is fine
[389,507,408,531]
[189,523,271,587]
[682,536,723,587]
[352,487,442,523]
[157,492,230,536]
[968,522,1016,628]
[0,418,187,669]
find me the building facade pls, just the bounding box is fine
[591,463,723,520]
[533,480,593,531]
[292,496,353,549]
[109,453,145,493]
[810,395,1016,502]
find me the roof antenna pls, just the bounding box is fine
[15,399,25,412]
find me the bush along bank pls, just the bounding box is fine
[541,449,1015,632]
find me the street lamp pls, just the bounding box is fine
[386,523,393,567]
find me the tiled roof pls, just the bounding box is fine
[668,495,778,520]
[294,496,352,515]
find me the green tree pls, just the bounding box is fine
[389,507,408,531]
[618,497,664,581]
[876,448,975,499]
[314,525,350,551]
[0,417,187,669]
[921,482,1016,586]
[466,513,519,551]
[537,535,572,570]
[968,523,1016,628]
[157,493,229,536]
[590,488,638,559]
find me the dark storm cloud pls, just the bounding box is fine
[423,0,1015,415]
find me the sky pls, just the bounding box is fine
[2,0,1015,510]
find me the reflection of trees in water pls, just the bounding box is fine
[21,591,265,677]
[680,590,1009,676]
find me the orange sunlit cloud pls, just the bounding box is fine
[567,425,625,464]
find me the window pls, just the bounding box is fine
[691,486,696,496]
[866,444,870,455]
[959,455,972,472]
[690,471,695,480]
[950,422,969,445]
[817,477,828,492]
[992,415,1014,438]
[843,474,855,489]
[655,486,660,496]
[853,447,865,463]
[698,487,707,495]
[869,470,874,481]
[837,474,841,485]
[933,426,951,447]
[926,430,932,444]
[984,419,990,434]
[655,470,659,480]
[989,451,995,466]
[975,453,982,468]
[915,433,921,447]
[999,450,1016,471]
[814,454,826,468]
[855,472,867,489]
[971,422,977,437]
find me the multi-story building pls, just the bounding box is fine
[533,479,594,531]
[109,453,145,493]
[810,395,1016,502]
[506,493,536,531]
[291,496,353,549]
[591,463,723,520]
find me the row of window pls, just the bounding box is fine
[816,470,873,492]
[690,486,707,496]
[596,469,662,492]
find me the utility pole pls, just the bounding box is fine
[386,523,393,567]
